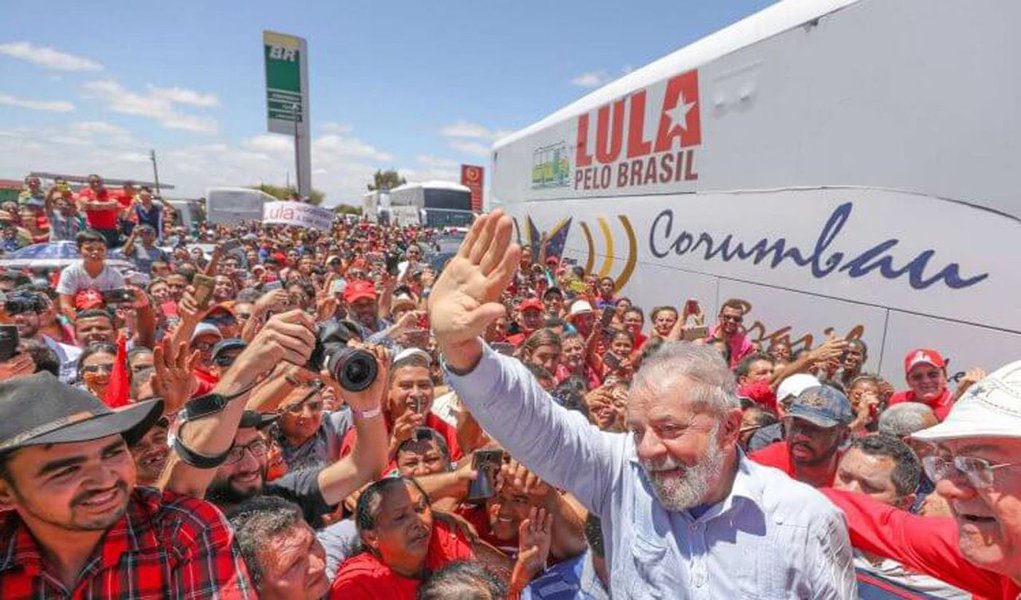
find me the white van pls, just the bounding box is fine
[490,0,1021,381]
[205,187,275,225]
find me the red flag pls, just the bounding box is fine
[103,332,131,408]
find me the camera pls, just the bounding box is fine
[4,293,43,315]
[307,321,379,392]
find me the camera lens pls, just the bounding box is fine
[329,348,378,392]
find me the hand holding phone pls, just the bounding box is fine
[0,325,18,362]
[192,274,215,310]
[599,306,615,327]
[468,449,506,500]
[101,288,136,305]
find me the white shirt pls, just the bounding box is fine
[446,345,857,600]
[56,261,125,296]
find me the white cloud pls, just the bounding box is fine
[0,93,74,112]
[81,79,219,134]
[439,121,512,142]
[448,140,491,157]
[147,85,219,108]
[0,41,103,72]
[570,70,611,88]
[72,121,131,137]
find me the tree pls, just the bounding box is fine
[367,169,406,192]
[333,204,362,215]
[250,183,326,206]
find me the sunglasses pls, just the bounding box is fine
[721,315,744,323]
[82,363,113,374]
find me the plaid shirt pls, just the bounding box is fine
[0,487,254,599]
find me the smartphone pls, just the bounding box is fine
[599,306,615,327]
[385,253,401,276]
[0,325,18,362]
[602,351,621,371]
[192,274,215,310]
[101,288,135,304]
[409,393,424,414]
[403,328,430,349]
[414,427,434,442]
[331,279,347,295]
[491,342,516,356]
[468,449,506,501]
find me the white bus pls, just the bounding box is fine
[490,0,1021,381]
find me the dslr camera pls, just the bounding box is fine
[307,321,379,392]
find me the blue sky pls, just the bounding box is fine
[1,0,774,206]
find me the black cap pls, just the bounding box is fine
[0,373,163,452]
[211,338,247,361]
[239,410,278,430]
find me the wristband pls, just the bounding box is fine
[354,405,383,420]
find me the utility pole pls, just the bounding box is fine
[149,149,162,196]
[289,102,301,199]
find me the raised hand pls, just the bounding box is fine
[150,338,199,414]
[229,310,316,385]
[510,507,554,595]
[428,210,520,368]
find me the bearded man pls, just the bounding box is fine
[429,210,856,599]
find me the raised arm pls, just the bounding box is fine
[313,346,390,505]
[821,488,1003,598]
[159,310,316,498]
[430,211,624,514]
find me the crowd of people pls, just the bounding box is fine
[0,176,1018,599]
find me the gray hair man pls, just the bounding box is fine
[878,402,939,438]
[429,210,856,598]
[824,360,1021,599]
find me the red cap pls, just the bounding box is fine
[904,349,946,373]
[546,256,559,266]
[270,252,287,264]
[75,289,105,311]
[517,298,544,313]
[344,280,377,304]
[737,381,777,413]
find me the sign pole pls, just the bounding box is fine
[264,31,311,198]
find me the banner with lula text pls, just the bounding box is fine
[263,201,333,231]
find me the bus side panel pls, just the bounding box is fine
[881,312,1021,386]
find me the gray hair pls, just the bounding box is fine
[878,402,937,437]
[632,341,739,415]
[227,496,305,590]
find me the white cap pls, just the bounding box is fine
[191,323,223,342]
[913,360,1021,442]
[568,300,594,318]
[776,373,820,403]
[394,347,432,365]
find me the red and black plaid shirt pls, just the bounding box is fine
[0,487,254,599]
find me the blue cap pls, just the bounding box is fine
[787,385,853,428]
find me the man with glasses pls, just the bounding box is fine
[824,360,1021,599]
[709,298,754,368]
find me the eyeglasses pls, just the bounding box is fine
[721,315,743,323]
[82,363,113,374]
[225,439,269,465]
[921,454,1021,489]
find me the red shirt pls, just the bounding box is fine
[749,440,840,487]
[0,487,253,599]
[77,188,118,230]
[888,388,954,421]
[329,520,473,599]
[822,488,1020,600]
[339,412,463,473]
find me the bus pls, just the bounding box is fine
[364,181,474,228]
[205,187,274,225]
[489,0,1021,381]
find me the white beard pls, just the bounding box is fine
[640,425,726,511]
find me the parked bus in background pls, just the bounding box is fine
[489,0,1021,381]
